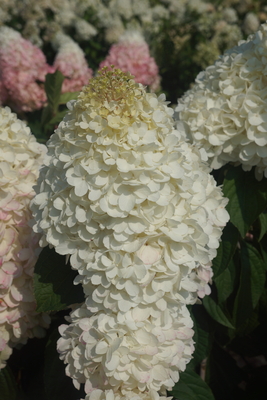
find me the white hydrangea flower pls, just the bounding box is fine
[57,303,194,396]
[31,68,229,314]
[175,22,267,179]
[31,67,229,397]
[0,106,50,367]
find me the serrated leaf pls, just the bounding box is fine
[44,328,85,400]
[34,246,85,312]
[202,296,234,329]
[170,369,215,400]
[259,211,267,241]
[0,366,18,400]
[233,241,266,326]
[212,222,239,278]
[223,165,267,237]
[44,70,64,111]
[59,92,79,104]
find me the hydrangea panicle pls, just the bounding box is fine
[52,32,93,93]
[0,106,50,368]
[0,26,51,113]
[31,67,229,398]
[176,22,267,179]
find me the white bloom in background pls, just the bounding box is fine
[31,68,229,398]
[187,0,210,14]
[0,106,50,368]
[176,22,267,179]
[74,18,97,40]
[109,0,134,20]
[222,8,238,24]
[243,12,260,36]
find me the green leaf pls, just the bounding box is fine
[59,92,79,104]
[34,246,85,312]
[170,369,215,400]
[41,105,54,127]
[48,110,68,126]
[260,237,267,267]
[233,241,266,326]
[223,165,267,237]
[44,328,85,400]
[189,312,213,368]
[206,343,245,400]
[44,70,64,111]
[235,310,259,337]
[214,259,236,304]
[0,366,18,400]
[202,296,234,329]
[258,211,267,241]
[28,120,47,144]
[212,222,239,278]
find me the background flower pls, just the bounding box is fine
[99,31,160,91]
[0,27,51,113]
[175,22,267,179]
[52,32,93,93]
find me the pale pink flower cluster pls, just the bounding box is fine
[0,27,52,113]
[0,106,50,369]
[52,32,93,93]
[99,31,160,91]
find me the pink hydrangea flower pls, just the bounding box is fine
[0,106,50,368]
[0,27,52,113]
[99,31,160,91]
[52,32,93,93]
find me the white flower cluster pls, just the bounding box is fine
[0,106,50,369]
[31,68,229,399]
[176,22,267,179]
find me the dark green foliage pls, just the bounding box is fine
[43,328,85,400]
[171,369,215,400]
[0,366,19,400]
[34,246,85,313]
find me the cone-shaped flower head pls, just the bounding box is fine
[176,22,267,179]
[0,27,52,113]
[99,31,160,92]
[31,68,229,398]
[52,32,93,93]
[0,106,50,368]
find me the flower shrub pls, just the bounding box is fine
[176,22,267,179]
[0,3,267,400]
[0,106,50,369]
[31,67,229,399]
